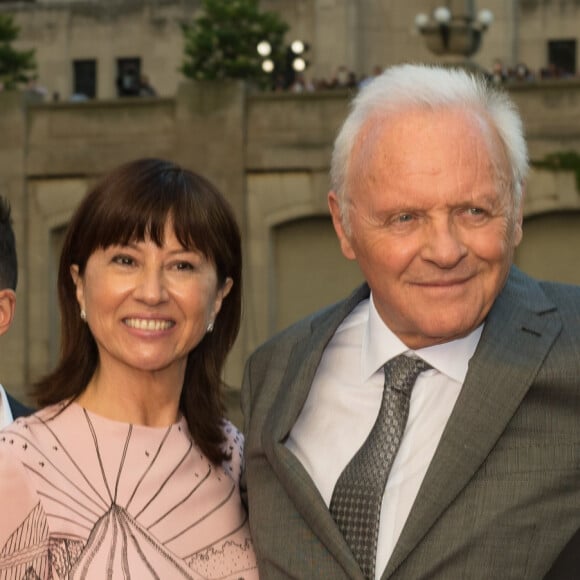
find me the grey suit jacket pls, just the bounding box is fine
[242,267,580,579]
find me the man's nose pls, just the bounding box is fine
[422,218,467,268]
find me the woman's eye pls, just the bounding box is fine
[175,261,195,271]
[112,255,134,266]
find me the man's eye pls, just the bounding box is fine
[468,207,484,215]
[396,213,414,223]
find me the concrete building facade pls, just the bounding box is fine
[2,0,580,100]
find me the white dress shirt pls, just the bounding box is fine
[0,384,14,429]
[286,294,483,579]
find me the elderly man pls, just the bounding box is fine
[242,64,580,579]
[0,196,31,428]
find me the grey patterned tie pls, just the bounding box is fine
[329,354,431,579]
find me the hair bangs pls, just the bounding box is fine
[169,173,236,284]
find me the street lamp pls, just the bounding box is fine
[414,3,493,58]
[256,39,310,88]
[289,40,307,73]
[257,41,275,73]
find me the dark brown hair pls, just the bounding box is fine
[33,158,242,464]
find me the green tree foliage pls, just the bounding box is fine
[0,13,36,89]
[181,0,289,88]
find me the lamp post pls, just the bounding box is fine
[414,2,493,60]
[257,39,309,89]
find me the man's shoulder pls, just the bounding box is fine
[537,277,580,304]
[0,385,33,428]
[503,267,580,311]
[494,268,580,347]
[6,391,33,420]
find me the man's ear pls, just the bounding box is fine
[328,191,356,260]
[0,289,16,337]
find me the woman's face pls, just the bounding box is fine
[71,220,232,381]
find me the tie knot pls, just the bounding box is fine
[384,354,431,396]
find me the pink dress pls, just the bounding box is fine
[0,401,258,579]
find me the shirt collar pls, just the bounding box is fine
[362,293,484,383]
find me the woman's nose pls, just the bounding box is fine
[134,267,169,303]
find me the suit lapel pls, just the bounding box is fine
[383,269,562,578]
[262,285,370,579]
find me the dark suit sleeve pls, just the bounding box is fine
[6,392,33,420]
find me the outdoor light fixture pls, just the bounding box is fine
[256,38,310,88]
[414,2,493,58]
[290,40,305,55]
[257,41,275,73]
[261,59,274,73]
[257,40,272,57]
[288,40,308,73]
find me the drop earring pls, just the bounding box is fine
[206,321,214,333]
[80,309,87,322]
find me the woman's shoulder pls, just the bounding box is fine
[1,401,71,435]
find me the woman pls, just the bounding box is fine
[0,159,258,579]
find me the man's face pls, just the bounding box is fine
[329,107,523,349]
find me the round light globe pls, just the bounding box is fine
[478,9,494,26]
[433,6,452,24]
[257,41,272,57]
[292,57,306,72]
[414,13,430,29]
[291,40,305,55]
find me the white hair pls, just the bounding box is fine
[330,63,529,229]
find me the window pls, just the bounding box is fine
[547,39,576,77]
[116,57,141,97]
[73,59,97,99]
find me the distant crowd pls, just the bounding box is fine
[489,59,575,83]
[4,60,578,103]
[274,64,384,93]
[277,60,580,94]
